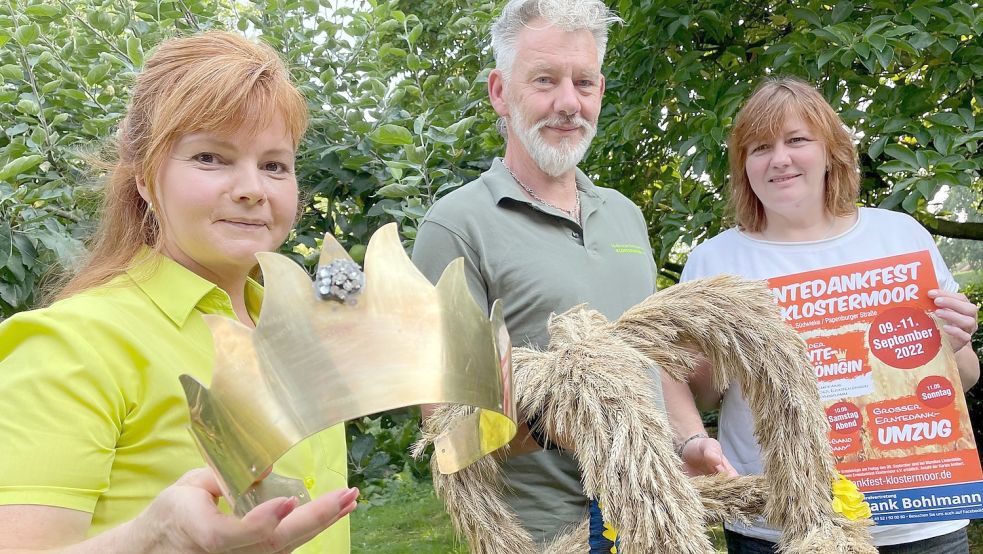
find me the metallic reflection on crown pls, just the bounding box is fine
[180,223,516,515]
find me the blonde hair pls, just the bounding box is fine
[727,77,859,232]
[56,31,307,300]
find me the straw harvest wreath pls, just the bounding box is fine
[415,275,878,553]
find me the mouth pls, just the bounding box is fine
[218,219,269,229]
[546,125,582,133]
[769,173,802,183]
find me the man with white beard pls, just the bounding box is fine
[412,0,734,543]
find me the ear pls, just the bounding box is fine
[488,68,510,118]
[599,73,606,97]
[135,175,153,205]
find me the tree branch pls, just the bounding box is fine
[661,260,683,282]
[914,212,983,241]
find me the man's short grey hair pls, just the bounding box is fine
[490,0,622,78]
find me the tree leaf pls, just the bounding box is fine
[907,32,935,50]
[85,63,111,85]
[126,36,144,67]
[884,144,918,168]
[4,251,26,285]
[868,33,886,51]
[424,126,457,145]
[817,48,840,69]
[943,22,972,36]
[787,7,822,27]
[884,25,919,38]
[14,24,39,46]
[0,64,23,81]
[831,1,854,24]
[369,124,414,146]
[957,108,974,131]
[11,231,35,270]
[901,188,922,212]
[863,19,892,39]
[927,112,964,127]
[407,24,422,45]
[868,135,889,159]
[916,180,938,201]
[878,188,908,210]
[375,183,420,198]
[0,155,44,181]
[445,115,476,138]
[933,132,953,156]
[16,99,39,115]
[878,160,913,173]
[873,45,893,69]
[5,122,29,136]
[910,6,931,26]
[25,5,61,18]
[0,223,11,268]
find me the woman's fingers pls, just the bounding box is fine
[175,467,225,498]
[151,470,356,553]
[929,289,979,352]
[929,289,979,320]
[266,487,359,552]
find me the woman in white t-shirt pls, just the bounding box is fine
[676,77,979,553]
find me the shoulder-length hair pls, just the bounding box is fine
[55,31,307,300]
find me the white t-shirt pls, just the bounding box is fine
[680,207,967,546]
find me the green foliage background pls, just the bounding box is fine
[1,0,981,491]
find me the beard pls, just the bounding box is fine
[507,99,597,177]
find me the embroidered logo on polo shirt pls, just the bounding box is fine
[611,243,645,254]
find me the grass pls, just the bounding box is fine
[350,477,727,552]
[351,478,983,552]
[350,478,468,553]
[969,519,982,551]
[953,269,983,287]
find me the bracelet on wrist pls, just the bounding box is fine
[675,432,709,458]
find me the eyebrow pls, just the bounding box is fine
[178,136,294,158]
[526,63,599,77]
[527,63,555,73]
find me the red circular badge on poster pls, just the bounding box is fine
[916,375,956,409]
[868,307,941,369]
[826,401,862,435]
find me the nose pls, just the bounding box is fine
[554,78,580,118]
[232,167,266,205]
[770,143,791,167]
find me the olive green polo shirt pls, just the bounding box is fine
[0,250,349,552]
[412,157,664,542]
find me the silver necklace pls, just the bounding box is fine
[504,164,580,221]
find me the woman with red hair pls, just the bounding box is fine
[0,32,354,553]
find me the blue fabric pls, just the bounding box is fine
[588,498,617,553]
[878,527,968,554]
[724,527,969,554]
[723,529,778,554]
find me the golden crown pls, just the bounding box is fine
[180,223,516,515]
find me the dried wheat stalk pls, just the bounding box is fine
[417,275,875,554]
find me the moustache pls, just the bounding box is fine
[531,114,595,133]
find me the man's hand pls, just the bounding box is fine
[680,436,738,478]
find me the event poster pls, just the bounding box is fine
[768,251,983,525]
